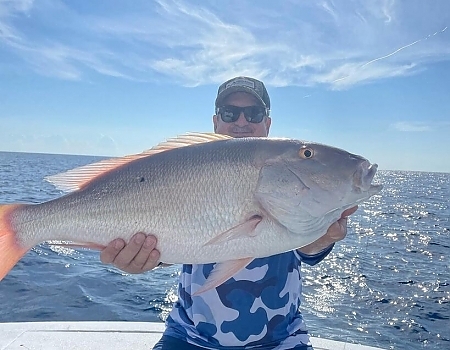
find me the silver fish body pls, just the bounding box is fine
[0,133,382,291]
[10,135,380,262]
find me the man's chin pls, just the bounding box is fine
[229,131,254,138]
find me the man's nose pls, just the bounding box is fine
[234,112,248,126]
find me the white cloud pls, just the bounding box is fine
[0,0,449,88]
[391,122,432,132]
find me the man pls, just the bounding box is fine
[101,77,357,349]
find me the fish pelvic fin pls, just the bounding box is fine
[45,132,232,193]
[193,257,254,296]
[0,204,29,281]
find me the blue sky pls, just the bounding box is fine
[1,0,449,172]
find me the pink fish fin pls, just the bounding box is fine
[45,132,232,193]
[149,132,232,151]
[193,257,254,296]
[203,215,262,246]
[0,204,30,281]
[48,241,107,251]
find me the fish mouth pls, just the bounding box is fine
[353,160,383,194]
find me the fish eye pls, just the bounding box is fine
[299,147,314,159]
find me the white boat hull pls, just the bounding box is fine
[0,321,386,350]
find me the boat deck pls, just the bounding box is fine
[0,321,385,349]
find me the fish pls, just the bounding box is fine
[0,132,382,294]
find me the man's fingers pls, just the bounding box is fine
[341,206,358,218]
[100,239,126,264]
[99,233,162,274]
[111,233,146,270]
[127,236,160,272]
[141,249,162,272]
[327,219,347,241]
[329,206,358,240]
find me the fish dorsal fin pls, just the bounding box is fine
[45,132,232,192]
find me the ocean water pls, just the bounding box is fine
[0,151,448,350]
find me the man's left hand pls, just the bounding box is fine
[298,206,358,255]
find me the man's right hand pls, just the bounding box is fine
[100,233,161,274]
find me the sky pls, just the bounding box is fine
[0,0,449,173]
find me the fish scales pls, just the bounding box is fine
[0,133,383,291]
[9,138,286,263]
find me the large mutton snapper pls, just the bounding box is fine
[0,133,382,294]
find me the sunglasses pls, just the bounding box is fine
[217,105,268,124]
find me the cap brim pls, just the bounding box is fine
[215,86,266,108]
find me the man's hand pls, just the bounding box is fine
[100,233,161,274]
[298,206,358,255]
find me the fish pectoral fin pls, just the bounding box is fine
[193,257,254,296]
[203,215,262,246]
[47,241,107,251]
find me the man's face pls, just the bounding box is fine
[213,92,271,138]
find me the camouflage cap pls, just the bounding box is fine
[215,76,270,110]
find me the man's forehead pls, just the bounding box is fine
[223,92,262,105]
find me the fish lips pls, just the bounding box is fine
[352,161,383,195]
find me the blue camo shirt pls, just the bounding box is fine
[163,246,333,349]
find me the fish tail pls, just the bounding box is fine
[0,204,29,280]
